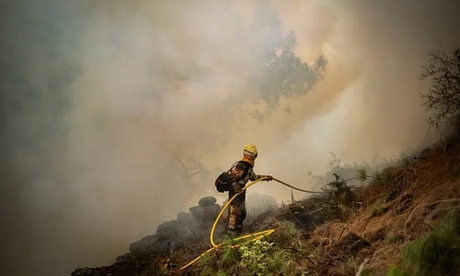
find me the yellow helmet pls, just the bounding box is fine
[243,144,258,158]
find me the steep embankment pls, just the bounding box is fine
[298,138,460,275]
[72,137,460,276]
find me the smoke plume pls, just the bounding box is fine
[1,0,459,275]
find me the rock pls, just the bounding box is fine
[189,204,221,221]
[115,252,136,263]
[129,235,159,255]
[246,193,279,216]
[156,220,178,238]
[198,196,217,206]
[242,194,278,226]
[176,226,197,240]
[176,212,194,225]
[129,234,180,256]
[71,267,95,276]
[189,205,204,220]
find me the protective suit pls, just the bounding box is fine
[215,144,272,235]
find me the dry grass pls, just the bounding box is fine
[72,139,460,276]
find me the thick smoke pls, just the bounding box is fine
[1,0,459,275]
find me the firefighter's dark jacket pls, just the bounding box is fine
[215,160,259,204]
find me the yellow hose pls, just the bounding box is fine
[179,177,324,270]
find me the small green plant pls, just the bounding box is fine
[146,259,169,276]
[369,203,386,217]
[385,234,404,244]
[385,265,404,276]
[239,240,275,275]
[338,257,374,276]
[270,249,290,272]
[343,256,359,275]
[237,239,302,275]
[275,220,302,247]
[356,168,369,182]
[401,210,460,276]
[197,252,216,276]
[220,244,239,266]
[372,170,391,186]
[322,174,356,221]
[360,268,376,276]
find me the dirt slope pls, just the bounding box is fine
[302,138,460,275]
[72,137,460,276]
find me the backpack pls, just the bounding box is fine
[215,161,253,193]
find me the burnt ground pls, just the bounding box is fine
[72,137,460,276]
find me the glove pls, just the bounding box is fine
[261,175,273,181]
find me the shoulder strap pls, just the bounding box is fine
[231,160,253,180]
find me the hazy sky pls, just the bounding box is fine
[1,0,460,275]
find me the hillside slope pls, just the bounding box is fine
[72,137,460,276]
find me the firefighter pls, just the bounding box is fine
[215,144,273,235]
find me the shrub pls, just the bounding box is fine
[197,253,215,276]
[239,240,277,275]
[356,168,369,182]
[322,174,356,221]
[385,265,404,276]
[274,220,302,247]
[238,239,303,275]
[401,210,460,276]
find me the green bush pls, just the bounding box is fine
[274,220,302,247]
[238,239,304,276]
[220,244,239,266]
[401,210,460,276]
[197,253,215,276]
[385,265,404,276]
[239,240,277,275]
[322,174,356,221]
[356,168,369,182]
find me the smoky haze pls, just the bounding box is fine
[1,0,459,275]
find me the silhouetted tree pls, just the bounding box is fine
[247,0,327,120]
[261,31,327,108]
[420,48,460,128]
